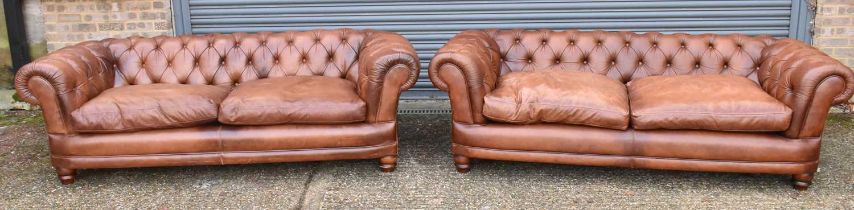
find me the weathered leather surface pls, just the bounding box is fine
[483,70,630,130]
[629,75,792,131]
[218,76,366,125]
[14,29,418,172]
[430,29,853,176]
[71,84,229,133]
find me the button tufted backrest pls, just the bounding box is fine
[101,29,367,87]
[485,29,777,83]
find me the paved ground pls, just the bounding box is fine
[0,102,852,208]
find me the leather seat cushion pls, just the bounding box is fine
[483,70,631,130]
[71,84,230,133]
[218,76,366,125]
[629,75,792,131]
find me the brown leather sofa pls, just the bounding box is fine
[15,29,419,184]
[428,29,854,190]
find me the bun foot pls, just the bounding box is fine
[56,167,76,185]
[792,173,814,191]
[453,155,471,173]
[379,155,397,172]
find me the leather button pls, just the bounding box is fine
[527,59,533,63]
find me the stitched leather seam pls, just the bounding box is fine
[485,98,629,115]
[53,141,397,158]
[482,114,627,130]
[216,125,224,165]
[628,129,637,168]
[74,118,217,133]
[455,144,815,164]
[222,104,364,110]
[633,112,790,116]
[221,119,366,125]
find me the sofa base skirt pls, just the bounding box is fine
[452,143,817,175]
[52,141,397,170]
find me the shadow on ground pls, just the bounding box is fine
[0,110,852,208]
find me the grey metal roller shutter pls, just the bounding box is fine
[172,0,814,99]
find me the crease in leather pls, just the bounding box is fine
[795,75,841,136]
[218,76,367,125]
[482,70,630,130]
[371,65,408,122]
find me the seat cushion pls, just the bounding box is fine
[483,70,630,130]
[218,76,366,125]
[629,75,792,131]
[71,84,230,133]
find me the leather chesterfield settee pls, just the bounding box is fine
[429,29,854,190]
[15,29,419,184]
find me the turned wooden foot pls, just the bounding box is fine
[453,155,471,173]
[56,167,76,185]
[793,173,814,191]
[379,155,397,172]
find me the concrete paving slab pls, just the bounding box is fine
[0,111,851,208]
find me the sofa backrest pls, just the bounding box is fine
[485,29,777,83]
[102,29,367,87]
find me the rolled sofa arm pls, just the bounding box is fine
[428,30,502,124]
[358,30,420,122]
[14,41,115,134]
[759,39,854,139]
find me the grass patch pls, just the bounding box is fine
[826,112,854,130]
[0,110,43,126]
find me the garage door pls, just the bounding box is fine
[172,0,814,99]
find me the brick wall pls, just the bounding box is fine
[40,0,173,52]
[813,0,853,68]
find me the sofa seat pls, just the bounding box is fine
[629,75,792,131]
[71,84,230,133]
[218,76,367,125]
[483,70,630,130]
